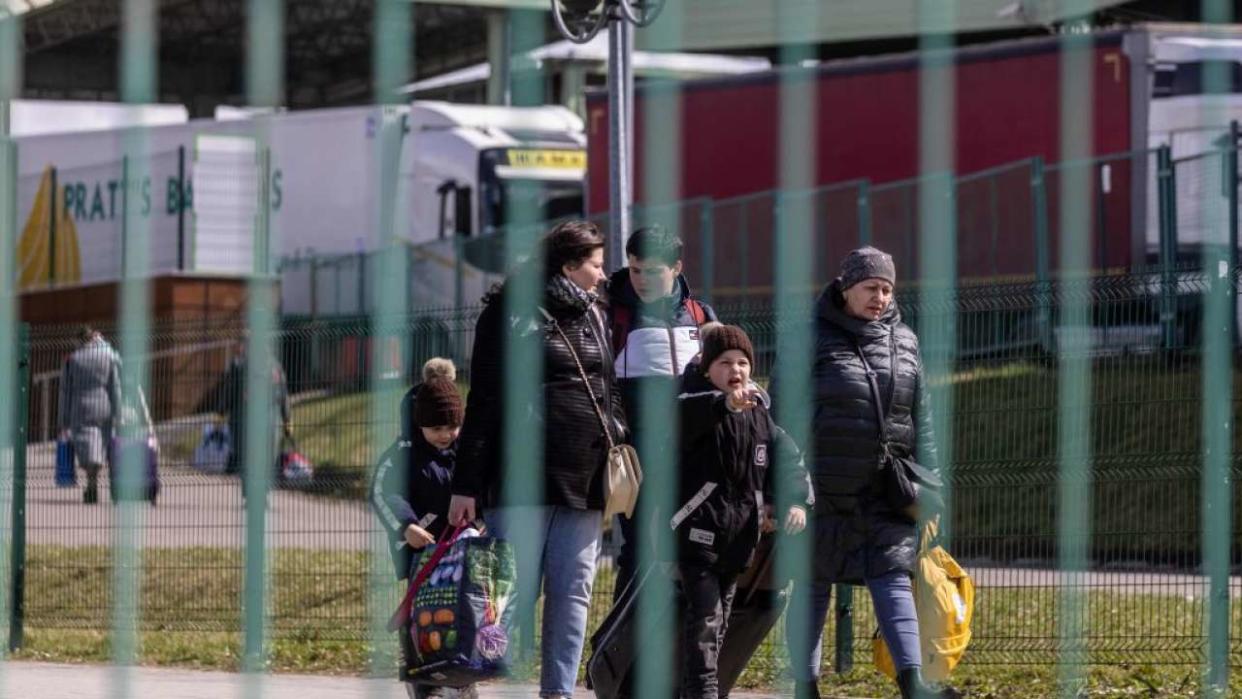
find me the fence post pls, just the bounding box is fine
[8,322,29,652]
[1228,121,1239,346]
[177,145,186,271]
[310,257,319,320]
[357,250,366,316]
[48,167,57,287]
[857,180,871,246]
[121,156,129,275]
[1156,145,1177,350]
[1031,157,1053,353]
[833,584,854,673]
[699,200,715,303]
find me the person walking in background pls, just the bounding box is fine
[372,357,475,699]
[606,225,717,602]
[220,335,291,481]
[58,325,122,504]
[779,247,961,699]
[674,325,811,699]
[447,220,626,699]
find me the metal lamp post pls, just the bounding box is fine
[551,0,663,270]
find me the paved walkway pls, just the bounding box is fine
[24,436,372,550]
[0,662,794,699]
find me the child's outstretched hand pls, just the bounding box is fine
[404,523,435,549]
[727,388,758,411]
[783,506,807,535]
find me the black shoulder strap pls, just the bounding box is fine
[853,341,895,459]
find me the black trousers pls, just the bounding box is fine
[678,564,738,699]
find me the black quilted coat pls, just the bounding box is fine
[804,281,938,584]
[453,274,627,511]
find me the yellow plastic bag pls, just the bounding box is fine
[873,519,974,681]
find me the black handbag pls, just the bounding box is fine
[854,340,944,520]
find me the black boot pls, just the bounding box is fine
[793,679,822,699]
[83,471,98,504]
[897,668,963,699]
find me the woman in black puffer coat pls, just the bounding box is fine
[448,220,626,699]
[785,247,960,699]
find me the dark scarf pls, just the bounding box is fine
[544,273,597,315]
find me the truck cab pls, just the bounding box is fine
[404,101,586,245]
[403,101,587,309]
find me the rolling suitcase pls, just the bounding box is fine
[586,534,789,699]
[586,562,680,699]
[109,387,160,504]
[109,433,160,504]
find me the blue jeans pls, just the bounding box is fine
[484,506,603,697]
[787,571,922,681]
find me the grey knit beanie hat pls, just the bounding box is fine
[838,246,896,290]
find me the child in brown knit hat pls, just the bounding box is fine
[376,357,465,560]
[372,358,474,698]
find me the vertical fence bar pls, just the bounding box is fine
[0,9,22,670]
[1056,5,1093,695]
[114,2,158,697]
[634,5,683,695]
[177,145,186,271]
[699,201,714,303]
[368,0,411,691]
[989,174,1000,277]
[1229,119,1239,348]
[857,180,871,246]
[1032,157,1054,352]
[774,3,818,690]
[1199,3,1232,693]
[47,168,56,287]
[6,325,27,654]
[918,3,957,551]
[497,2,544,673]
[1158,145,1178,350]
[242,1,283,693]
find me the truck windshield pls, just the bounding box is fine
[483,177,584,235]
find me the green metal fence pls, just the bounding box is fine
[10,266,1242,673]
[277,145,1190,318]
[4,1,1242,695]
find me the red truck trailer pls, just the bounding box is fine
[586,24,1242,298]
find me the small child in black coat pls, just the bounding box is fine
[370,358,476,699]
[675,325,814,699]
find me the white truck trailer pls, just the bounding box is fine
[11,101,586,312]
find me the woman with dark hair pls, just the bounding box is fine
[448,220,625,699]
[785,247,961,699]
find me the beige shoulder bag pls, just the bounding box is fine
[540,307,643,521]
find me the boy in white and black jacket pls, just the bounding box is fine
[674,326,814,699]
[607,225,717,602]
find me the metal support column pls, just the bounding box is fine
[606,14,632,271]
